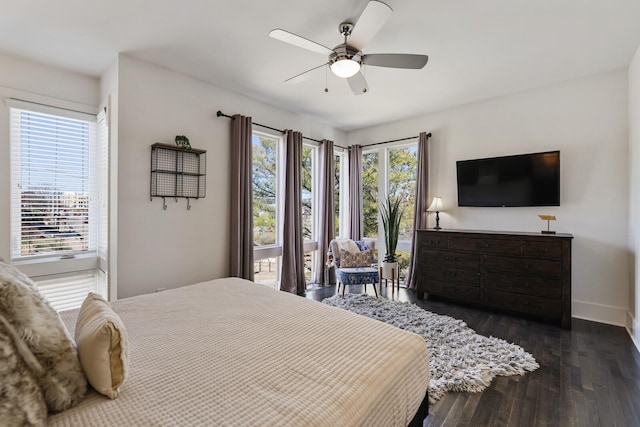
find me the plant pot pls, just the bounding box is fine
[380,261,398,280]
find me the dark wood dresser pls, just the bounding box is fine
[416,229,573,328]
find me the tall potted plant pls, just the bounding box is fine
[380,196,405,279]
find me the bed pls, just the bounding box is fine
[48,278,430,426]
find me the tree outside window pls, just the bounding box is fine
[388,146,417,241]
[362,152,379,238]
[252,135,278,247]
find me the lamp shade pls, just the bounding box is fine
[427,197,443,212]
[330,59,360,78]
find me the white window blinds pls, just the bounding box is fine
[8,98,107,312]
[9,101,97,260]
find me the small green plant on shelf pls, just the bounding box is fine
[175,135,191,150]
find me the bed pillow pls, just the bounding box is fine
[0,261,87,413]
[0,314,47,426]
[76,293,129,399]
[339,249,372,268]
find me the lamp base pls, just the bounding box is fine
[433,211,441,230]
[541,230,556,235]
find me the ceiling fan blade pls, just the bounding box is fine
[363,53,429,69]
[347,71,369,95]
[285,63,328,84]
[269,29,334,55]
[348,0,393,50]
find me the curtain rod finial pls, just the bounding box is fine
[216,110,223,117]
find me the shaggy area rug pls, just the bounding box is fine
[322,294,539,403]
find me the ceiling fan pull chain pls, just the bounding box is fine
[325,65,329,93]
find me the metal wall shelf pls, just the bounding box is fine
[150,143,206,210]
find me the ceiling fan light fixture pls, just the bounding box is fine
[330,59,361,78]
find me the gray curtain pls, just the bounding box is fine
[406,132,430,289]
[348,145,363,240]
[280,130,306,294]
[229,114,254,280]
[313,140,336,285]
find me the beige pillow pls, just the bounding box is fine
[339,249,372,268]
[75,293,129,399]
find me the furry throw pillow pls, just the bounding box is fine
[0,314,47,426]
[0,261,87,412]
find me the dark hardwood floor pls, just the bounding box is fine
[305,284,640,427]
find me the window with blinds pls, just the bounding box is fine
[9,99,108,311]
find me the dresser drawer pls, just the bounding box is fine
[483,255,561,278]
[424,250,480,269]
[483,272,561,298]
[425,264,479,285]
[420,235,448,249]
[425,280,480,302]
[522,240,562,258]
[449,237,521,255]
[484,289,561,318]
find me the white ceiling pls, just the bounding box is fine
[2,0,640,131]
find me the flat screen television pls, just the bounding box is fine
[456,151,560,207]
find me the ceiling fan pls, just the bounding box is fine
[269,0,429,95]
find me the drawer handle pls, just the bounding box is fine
[524,282,529,288]
[478,243,491,248]
[536,247,550,253]
[510,262,529,269]
[444,256,457,261]
[430,240,441,244]
[523,299,529,305]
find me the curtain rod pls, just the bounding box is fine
[356,132,432,149]
[216,110,348,149]
[216,110,431,150]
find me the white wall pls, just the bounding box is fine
[628,45,640,348]
[115,54,346,298]
[348,70,630,326]
[0,52,99,262]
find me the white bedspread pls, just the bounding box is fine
[49,278,429,426]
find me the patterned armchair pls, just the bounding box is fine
[327,239,379,298]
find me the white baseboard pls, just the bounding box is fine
[571,302,639,355]
[572,300,627,326]
[627,311,640,354]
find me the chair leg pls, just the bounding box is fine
[342,283,345,298]
[372,283,378,298]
